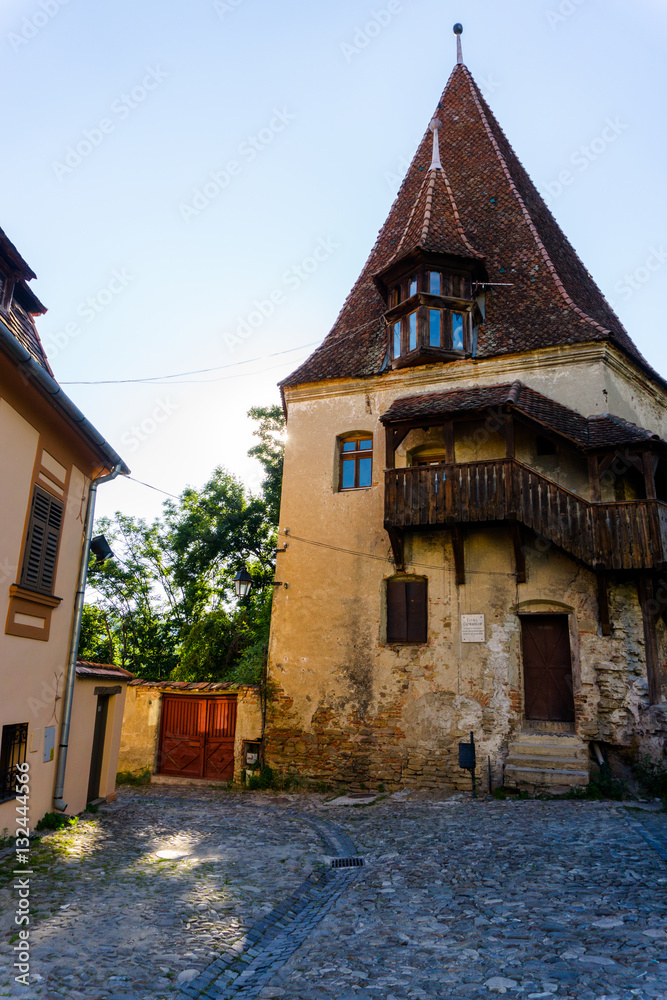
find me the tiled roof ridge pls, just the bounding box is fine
[393,170,430,258]
[460,66,609,339]
[439,166,482,258]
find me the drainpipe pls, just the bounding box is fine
[53,463,124,811]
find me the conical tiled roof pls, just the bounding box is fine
[283,63,655,389]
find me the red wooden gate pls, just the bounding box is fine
[159,695,237,780]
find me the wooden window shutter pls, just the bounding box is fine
[387,579,408,642]
[387,578,427,643]
[20,486,64,595]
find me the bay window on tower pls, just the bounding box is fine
[377,257,484,369]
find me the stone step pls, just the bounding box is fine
[508,737,589,761]
[506,753,587,769]
[513,733,585,747]
[504,764,589,787]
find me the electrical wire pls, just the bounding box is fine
[60,342,319,386]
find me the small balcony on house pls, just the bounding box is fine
[383,457,667,573]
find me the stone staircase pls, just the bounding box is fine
[504,733,590,793]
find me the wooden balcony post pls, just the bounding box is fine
[503,413,515,459]
[511,522,526,584]
[451,527,465,585]
[387,527,405,572]
[385,425,395,470]
[444,421,455,464]
[588,455,601,502]
[642,451,657,500]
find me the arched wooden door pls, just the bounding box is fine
[521,615,575,722]
[159,695,237,780]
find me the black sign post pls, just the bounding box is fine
[458,731,477,797]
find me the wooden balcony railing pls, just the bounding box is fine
[384,458,667,572]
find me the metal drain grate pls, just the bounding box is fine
[330,856,365,868]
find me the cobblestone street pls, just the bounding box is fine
[0,786,665,1000]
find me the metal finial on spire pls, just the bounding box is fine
[453,23,463,65]
[429,117,443,171]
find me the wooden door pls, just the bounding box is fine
[203,698,237,780]
[159,695,237,779]
[521,615,575,722]
[87,695,109,802]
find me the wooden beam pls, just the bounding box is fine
[385,425,395,470]
[596,573,611,636]
[637,576,660,705]
[387,528,405,572]
[444,421,455,464]
[503,414,515,459]
[451,527,465,586]
[588,455,601,502]
[511,522,526,584]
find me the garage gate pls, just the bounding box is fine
[158,694,237,781]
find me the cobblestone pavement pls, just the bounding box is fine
[0,786,665,1000]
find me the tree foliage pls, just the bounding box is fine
[78,405,285,681]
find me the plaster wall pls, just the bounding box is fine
[62,680,128,816]
[0,394,98,827]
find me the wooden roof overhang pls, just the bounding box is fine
[379,387,667,470]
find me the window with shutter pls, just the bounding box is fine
[386,578,427,643]
[20,486,64,595]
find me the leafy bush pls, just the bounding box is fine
[35,812,77,832]
[566,769,626,801]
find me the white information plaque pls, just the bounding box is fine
[461,614,485,643]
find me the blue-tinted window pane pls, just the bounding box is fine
[409,312,417,350]
[429,271,441,295]
[342,459,356,488]
[359,439,372,450]
[358,457,372,488]
[342,441,356,452]
[409,276,418,296]
[429,309,441,347]
[393,321,401,357]
[452,312,464,349]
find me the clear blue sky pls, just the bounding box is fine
[2,0,666,521]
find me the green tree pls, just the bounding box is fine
[80,404,286,681]
[247,404,285,523]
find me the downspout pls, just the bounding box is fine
[53,462,124,811]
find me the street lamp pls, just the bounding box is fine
[234,565,253,599]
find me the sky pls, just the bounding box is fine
[1,0,666,523]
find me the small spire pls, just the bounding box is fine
[429,118,443,171]
[453,23,463,65]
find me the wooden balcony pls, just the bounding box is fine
[384,458,667,573]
